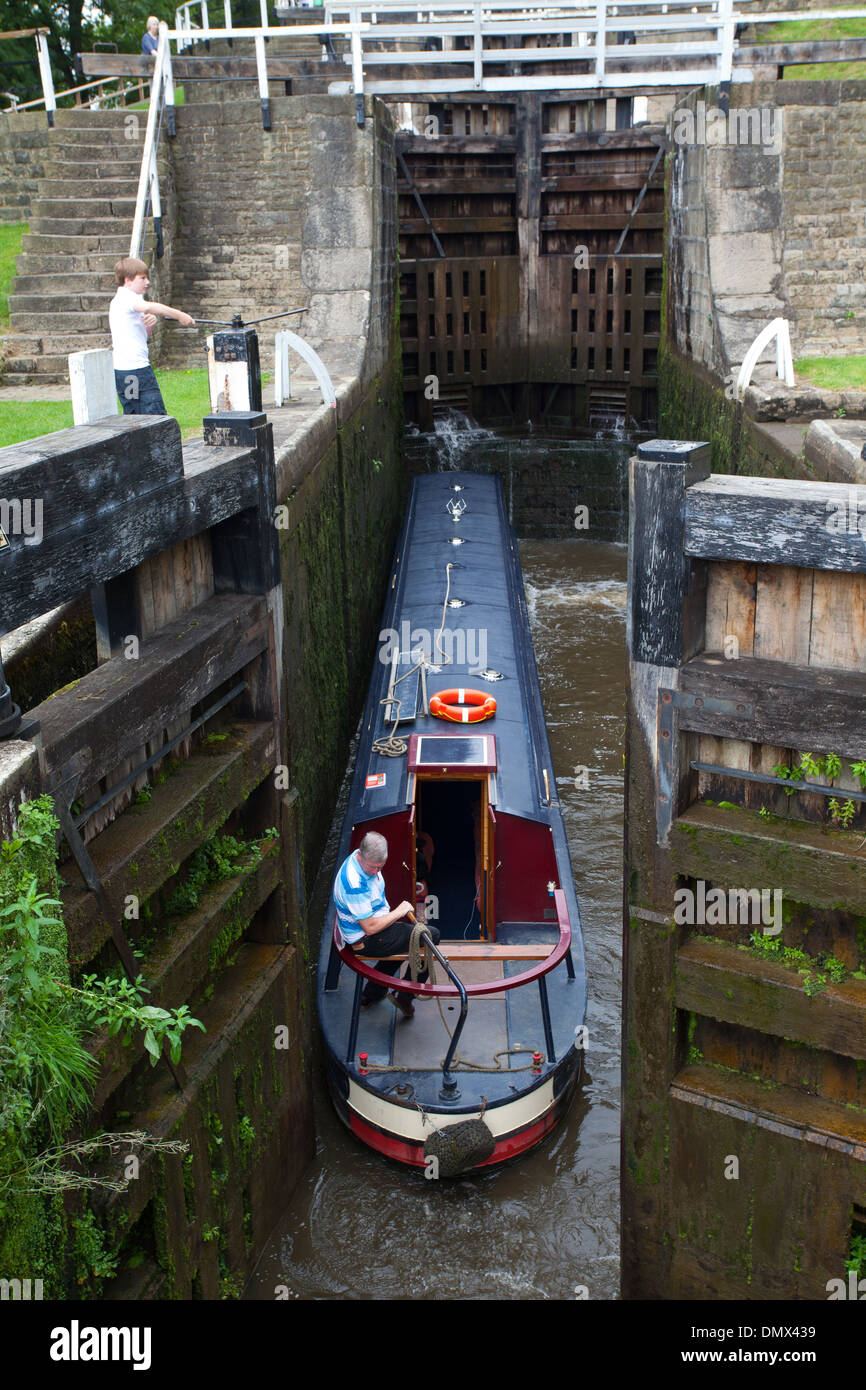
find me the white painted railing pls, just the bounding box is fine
[735,318,795,399]
[3,74,152,115]
[15,2,866,117]
[130,23,176,261]
[164,4,866,97]
[274,329,337,407]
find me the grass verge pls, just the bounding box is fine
[0,368,273,448]
[0,223,27,325]
[794,355,866,392]
[754,12,866,80]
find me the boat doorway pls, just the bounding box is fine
[416,778,489,941]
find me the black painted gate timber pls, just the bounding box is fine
[0,413,313,1298]
[398,97,664,430]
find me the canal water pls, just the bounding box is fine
[246,428,628,1301]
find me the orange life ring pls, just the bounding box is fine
[429,688,497,723]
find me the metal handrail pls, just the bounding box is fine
[332,886,572,998]
[12,4,866,121]
[130,23,175,260]
[4,74,151,113]
[422,930,468,1095]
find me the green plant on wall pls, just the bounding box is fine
[847,1230,866,1278]
[772,752,860,828]
[745,929,846,996]
[165,828,278,917]
[0,796,197,1293]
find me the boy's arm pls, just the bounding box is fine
[141,299,195,327]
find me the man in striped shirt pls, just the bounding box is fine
[334,831,439,1018]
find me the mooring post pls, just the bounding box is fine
[206,326,263,413]
[629,439,711,844]
[69,348,119,425]
[622,436,710,1298]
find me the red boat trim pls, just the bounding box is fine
[333,888,571,998]
[346,1098,567,1168]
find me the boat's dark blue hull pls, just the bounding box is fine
[317,472,587,1170]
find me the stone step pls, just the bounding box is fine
[2,371,68,385]
[29,215,136,236]
[1,355,72,381]
[15,245,153,272]
[10,296,111,317]
[3,330,111,353]
[40,154,147,176]
[9,308,109,330]
[21,231,148,254]
[12,272,114,294]
[42,128,147,150]
[35,179,140,199]
[34,197,138,220]
[52,107,145,126]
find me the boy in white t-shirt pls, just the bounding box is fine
[109,257,195,415]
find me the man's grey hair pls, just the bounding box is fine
[358,831,388,864]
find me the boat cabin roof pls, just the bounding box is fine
[353,472,558,825]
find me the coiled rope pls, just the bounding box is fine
[371,562,455,757]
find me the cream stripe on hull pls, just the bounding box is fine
[347,1076,556,1143]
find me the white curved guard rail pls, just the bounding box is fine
[275,330,337,409]
[735,317,795,400]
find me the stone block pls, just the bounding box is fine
[301,248,372,294]
[804,418,866,486]
[302,187,373,251]
[708,232,780,296]
[706,183,781,237]
[301,290,371,343]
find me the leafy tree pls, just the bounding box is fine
[0,0,161,104]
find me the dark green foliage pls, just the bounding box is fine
[164,828,278,917]
[0,1,156,101]
[0,795,199,1293]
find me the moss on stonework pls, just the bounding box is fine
[5,603,97,712]
[281,357,405,895]
[658,338,803,481]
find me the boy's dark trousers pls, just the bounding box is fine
[115,366,166,415]
[355,920,441,1003]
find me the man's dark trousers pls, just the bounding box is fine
[356,920,441,1003]
[115,366,167,415]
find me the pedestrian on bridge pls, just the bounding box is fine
[110,257,195,416]
[141,17,160,56]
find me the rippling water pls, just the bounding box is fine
[246,535,627,1302]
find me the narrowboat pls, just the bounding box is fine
[317,471,587,1173]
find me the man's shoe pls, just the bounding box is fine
[360,996,378,1009]
[389,990,415,1019]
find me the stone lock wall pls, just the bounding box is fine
[160,95,396,381]
[666,81,866,378]
[0,113,49,223]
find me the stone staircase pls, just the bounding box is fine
[2,108,160,385]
